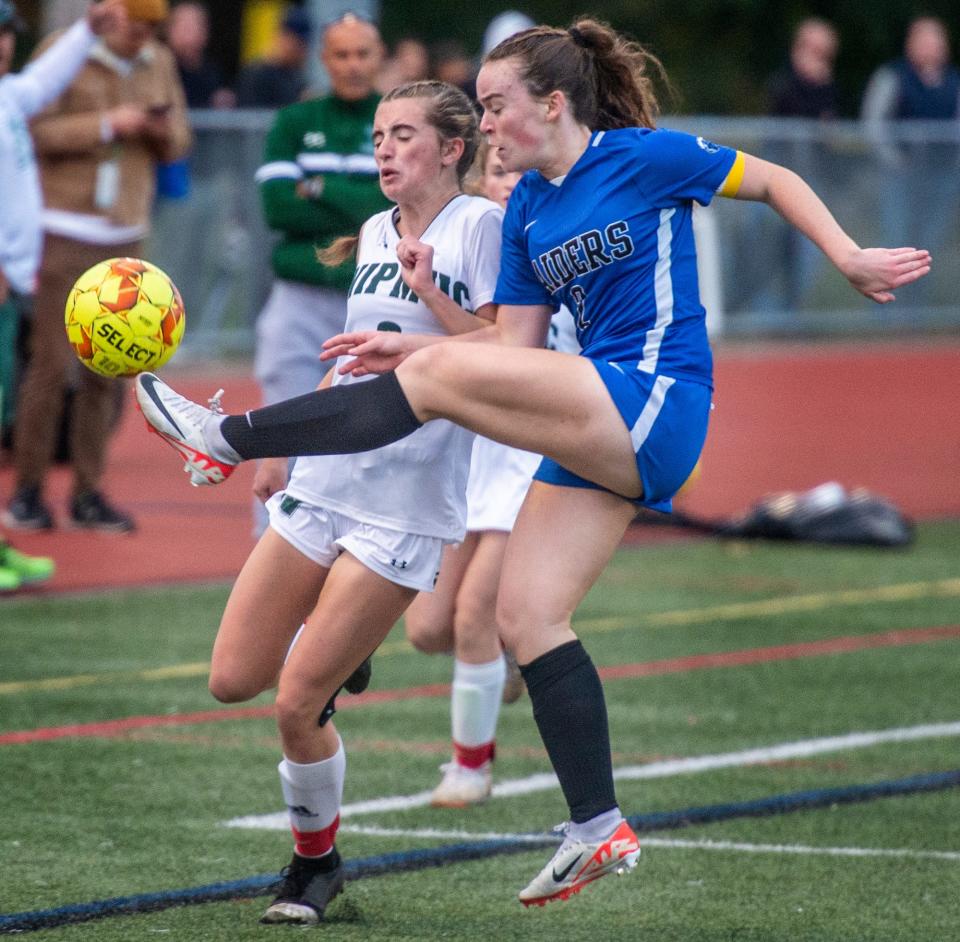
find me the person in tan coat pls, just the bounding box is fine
[4,0,190,532]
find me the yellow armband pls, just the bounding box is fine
[717,151,745,198]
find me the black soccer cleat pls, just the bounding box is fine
[260,849,345,925]
[343,656,372,695]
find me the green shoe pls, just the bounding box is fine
[0,544,55,585]
[0,565,21,593]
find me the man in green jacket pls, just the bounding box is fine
[251,13,388,516]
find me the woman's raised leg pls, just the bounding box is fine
[135,344,642,497]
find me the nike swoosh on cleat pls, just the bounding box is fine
[139,374,185,439]
[552,852,583,883]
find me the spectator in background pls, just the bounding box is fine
[768,17,839,119]
[235,4,310,108]
[2,0,129,589]
[862,16,960,294]
[250,12,389,532]
[863,16,960,125]
[375,36,427,94]
[430,38,475,100]
[3,0,190,533]
[166,0,234,108]
[760,17,840,310]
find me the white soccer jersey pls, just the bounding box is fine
[285,194,504,540]
[466,305,580,532]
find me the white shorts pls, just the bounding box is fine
[266,492,443,592]
[465,436,541,532]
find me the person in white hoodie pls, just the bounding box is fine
[0,0,126,591]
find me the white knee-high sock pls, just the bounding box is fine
[451,656,505,768]
[279,738,346,858]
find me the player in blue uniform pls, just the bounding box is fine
[137,18,932,906]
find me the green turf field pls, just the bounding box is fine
[2,521,960,940]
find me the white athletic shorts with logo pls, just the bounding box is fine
[465,436,541,532]
[266,492,443,592]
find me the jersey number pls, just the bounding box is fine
[570,285,590,329]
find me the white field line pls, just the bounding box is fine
[223,719,960,830]
[337,824,960,863]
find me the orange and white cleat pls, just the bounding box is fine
[135,373,237,486]
[518,819,641,907]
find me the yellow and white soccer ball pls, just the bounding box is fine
[64,257,186,377]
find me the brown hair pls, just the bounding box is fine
[464,137,493,197]
[484,17,670,131]
[318,80,480,267]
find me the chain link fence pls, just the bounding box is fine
[147,112,960,359]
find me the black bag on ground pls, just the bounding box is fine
[656,482,915,548]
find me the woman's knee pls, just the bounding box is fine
[398,343,470,416]
[405,614,454,655]
[452,598,500,656]
[208,662,273,703]
[273,682,335,743]
[495,587,571,660]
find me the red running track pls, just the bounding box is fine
[3,623,958,745]
[1,340,957,594]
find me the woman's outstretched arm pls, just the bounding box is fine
[731,153,931,303]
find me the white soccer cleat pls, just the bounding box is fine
[430,761,493,808]
[135,373,237,487]
[518,819,641,907]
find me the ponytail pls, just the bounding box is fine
[485,18,671,130]
[317,234,359,268]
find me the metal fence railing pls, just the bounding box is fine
[146,113,960,358]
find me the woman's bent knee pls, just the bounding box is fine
[209,665,272,703]
[405,617,454,655]
[274,686,332,741]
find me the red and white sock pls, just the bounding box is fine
[451,656,505,768]
[278,738,346,859]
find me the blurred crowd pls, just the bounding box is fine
[162,8,960,123]
[156,4,536,111]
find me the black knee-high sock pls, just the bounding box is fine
[220,371,422,459]
[519,640,617,823]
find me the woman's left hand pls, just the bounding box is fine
[396,236,437,298]
[842,247,932,303]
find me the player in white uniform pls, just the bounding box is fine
[202,81,502,926]
[405,141,579,807]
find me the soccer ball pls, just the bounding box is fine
[64,257,186,377]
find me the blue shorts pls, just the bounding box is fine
[533,359,712,512]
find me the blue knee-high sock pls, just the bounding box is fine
[519,639,617,823]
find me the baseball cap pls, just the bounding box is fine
[0,0,26,34]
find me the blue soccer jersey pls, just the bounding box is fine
[494,127,738,385]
